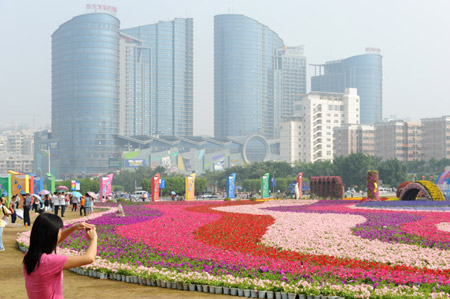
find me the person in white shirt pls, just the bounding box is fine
[52,192,60,216]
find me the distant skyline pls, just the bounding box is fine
[1,0,450,135]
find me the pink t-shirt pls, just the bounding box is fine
[24,253,68,299]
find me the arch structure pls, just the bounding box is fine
[399,180,445,201]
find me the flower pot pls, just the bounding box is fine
[281,292,288,299]
[288,293,296,299]
[251,290,258,297]
[99,273,106,280]
[223,287,230,295]
[138,277,143,284]
[231,287,238,296]
[196,284,202,291]
[156,279,161,287]
[202,285,209,292]
[133,276,138,283]
[276,292,282,299]
[189,284,196,291]
[171,282,177,289]
[244,289,251,297]
[313,296,320,299]
[177,282,183,290]
[238,288,244,296]
[259,290,267,298]
[152,279,157,286]
[160,280,166,288]
[267,291,274,299]
[307,295,313,299]
[215,286,223,294]
[209,285,215,293]
[299,295,305,299]
[183,283,189,291]
[146,278,152,286]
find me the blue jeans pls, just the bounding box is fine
[0,226,4,250]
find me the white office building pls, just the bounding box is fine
[280,88,360,163]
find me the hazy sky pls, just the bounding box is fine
[1,0,450,135]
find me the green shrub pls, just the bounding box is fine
[249,197,256,201]
[224,197,231,201]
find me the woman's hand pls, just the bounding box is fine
[85,226,97,241]
[73,222,95,231]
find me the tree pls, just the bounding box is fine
[378,159,407,187]
[334,154,380,190]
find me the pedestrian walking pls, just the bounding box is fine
[1,197,12,251]
[84,195,92,216]
[23,193,32,227]
[10,195,17,223]
[59,192,67,217]
[44,194,50,212]
[52,192,60,216]
[79,196,86,216]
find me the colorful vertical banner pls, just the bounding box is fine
[28,174,34,196]
[226,173,236,199]
[151,173,160,202]
[99,174,114,202]
[71,180,76,191]
[261,173,270,199]
[0,174,11,205]
[296,172,303,199]
[185,173,196,201]
[46,174,55,194]
[76,180,80,190]
[33,177,44,194]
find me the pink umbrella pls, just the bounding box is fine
[56,186,69,191]
[38,190,50,196]
[87,192,98,199]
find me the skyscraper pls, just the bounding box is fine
[275,46,307,120]
[52,13,121,177]
[119,33,151,136]
[311,53,382,125]
[121,18,194,137]
[214,14,285,139]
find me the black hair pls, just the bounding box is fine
[23,213,63,275]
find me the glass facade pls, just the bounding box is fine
[52,13,120,177]
[121,18,194,137]
[311,54,382,125]
[119,34,151,136]
[214,14,285,139]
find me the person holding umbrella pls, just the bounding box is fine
[71,192,82,212]
[23,192,32,227]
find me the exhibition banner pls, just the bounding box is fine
[151,173,160,202]
[99,174,114,202]
[297,172,303,199]
[261,173,270,199]
[226,173,236,199]
[185,173,196,201]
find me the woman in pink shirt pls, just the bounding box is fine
[23,213,97,299]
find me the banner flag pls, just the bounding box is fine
[185,173,196,201]
[151,173,160,201]
[261,173,270,199]
[297,172,303,199]
[226,173,236,199]
[99,174,114,202]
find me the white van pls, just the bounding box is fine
[132,190,148,198]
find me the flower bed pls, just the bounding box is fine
[16,200,450,298]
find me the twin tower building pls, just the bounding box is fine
[51,11,382,177]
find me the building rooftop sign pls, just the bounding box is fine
[365,47,381,54]
[86,4,117,16]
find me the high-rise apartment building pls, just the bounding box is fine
[374,120,423,162]
[311,53,382,125]
[421,116,450,160]
[121,18,194,137]
[119,33,152,136]
[333,124,375,157]
[280,88,360,163]
[52,13,121,178]
[214,14,285,139]
[275,46,307,121]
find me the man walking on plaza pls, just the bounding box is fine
[23,193,31,227]
[53,192,60,216]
